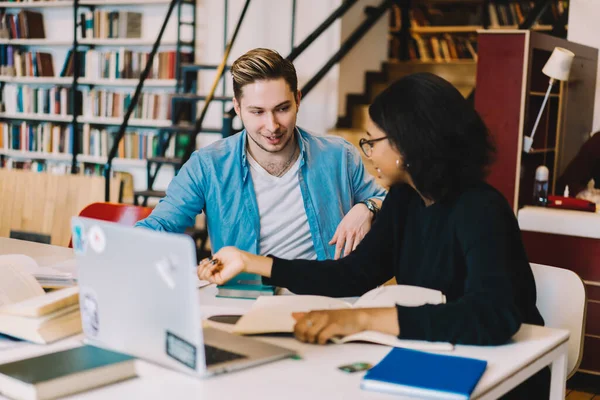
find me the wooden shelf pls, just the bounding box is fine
[0,149,72,161]
[79,78,177,87]
[0,0,185,7]
[0,76,72,85]
[0,76,177,87]
[529,91,560,98]
[528,148,557,154]
[405,24,554,34]
[0,112,72,123]
[386,59,477,65]
[0,1,72,8]
[77,154,146,167]
[0,39,71,46]
[78,38,184,46]
[79,116,172,128]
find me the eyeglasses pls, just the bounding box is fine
[359,137,388,157]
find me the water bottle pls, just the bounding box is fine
[533,165,549,206]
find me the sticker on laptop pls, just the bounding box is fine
[166,331,197,370]
[71,223,87,255]
[155,256,179,289]
[88,225,106,254]
[80,287,100,337]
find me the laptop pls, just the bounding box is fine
[71,217,295,377]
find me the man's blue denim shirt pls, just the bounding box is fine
[136,128,387,260]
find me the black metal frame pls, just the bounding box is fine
[103,0,191,201]
[178,0,251,166]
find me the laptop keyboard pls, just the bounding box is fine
[204,344,247,366]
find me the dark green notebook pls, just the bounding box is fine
[0,345,136,400]
[216,272,276,299]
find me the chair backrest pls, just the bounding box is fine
[530,263,587,378]
[68,202,153,247]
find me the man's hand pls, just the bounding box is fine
[329,203,373,259]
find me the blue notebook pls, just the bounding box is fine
[361,347,487,400]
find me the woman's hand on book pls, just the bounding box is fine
[292,308,400,345]
[197,247,273,284]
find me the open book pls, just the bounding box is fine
[233,285,453,351]
[0,255,81,344]
[0,254,77,288]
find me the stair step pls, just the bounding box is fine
[351,104,369,131]
[147,157,182,166]
[180,63,231,72]
[171,94,231,102]
[134,190,166,199]
[161,124,222,134]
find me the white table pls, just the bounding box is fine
[0,241,570,399]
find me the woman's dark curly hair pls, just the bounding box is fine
[368,72,496,202]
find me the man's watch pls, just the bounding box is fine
[360,199,380,218]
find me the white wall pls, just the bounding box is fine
[568,0,600,132]
[197,0,343,135]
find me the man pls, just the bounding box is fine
[136,48,386,260]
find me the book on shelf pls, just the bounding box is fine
[80,10,142,40]
[231,284,453,351]
[0,48,55,78]
[0,10,46,40]
[403,33,477,63]
[0,254,81,344]
[2,84,82,117]
[80,124,161,161]
[0,345,136,400]
[0,122,73,155]
[60,49,191,81]
[361,347,487,399]
[82,89,172,121]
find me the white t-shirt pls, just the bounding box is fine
[247,153,317,260]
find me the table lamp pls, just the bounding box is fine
[523,47,575,153]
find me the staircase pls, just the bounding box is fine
[336,60,477,131]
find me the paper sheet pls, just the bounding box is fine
[0,255,45,307]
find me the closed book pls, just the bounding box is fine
[361,347,487,399]
[0,345,136,400]
[216,272,276,299]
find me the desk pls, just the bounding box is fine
[0,242,570,399]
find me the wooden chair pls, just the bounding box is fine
[531,263,587,378]
[68,202,153,247]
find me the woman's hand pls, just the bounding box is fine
[292,307,399,345]
[197,247,273,284]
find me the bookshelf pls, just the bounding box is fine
[388,1,569,63]
[0,0,195,175]
[474,30,598,212]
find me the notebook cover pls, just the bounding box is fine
[362,347,487,398]
[217,272,275,295]
[0,345,134,385]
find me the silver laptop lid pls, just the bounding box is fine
[72,217,208,376]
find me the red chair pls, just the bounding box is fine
[68,202,153,247]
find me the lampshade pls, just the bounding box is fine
[542,47,575,81]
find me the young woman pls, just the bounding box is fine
[198,73,548,398]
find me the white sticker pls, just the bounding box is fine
[88,226,106,253]
[80,287,100,337]
[155,256,179,289]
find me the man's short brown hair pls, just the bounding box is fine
[231,48,298,101]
